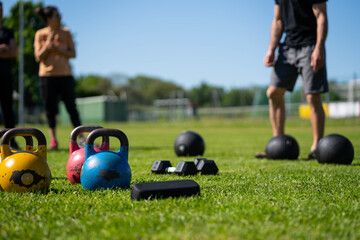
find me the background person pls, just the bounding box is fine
[257,0,328,159]
[34,6,82,150]
[0,1,18,149]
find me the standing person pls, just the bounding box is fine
[34,6,82,150]
[257,0,328,159]
[0,1,18,149]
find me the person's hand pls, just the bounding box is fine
[44,33,56,51]
[264,50,275,67]
[45,41,54,51]
[311,47,325,71]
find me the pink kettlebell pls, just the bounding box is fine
[66,125,109,184]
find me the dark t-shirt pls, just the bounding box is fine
[0,27,15,74]
[275,0,327,47]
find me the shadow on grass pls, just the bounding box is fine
[349,163,360,166]
[131,146,171,151]
[265,158,360,167]
[298,157,316,161]
[22,188,53,195]
[262,158,306,162]
[48,188,73,194]
[49,184,131,194]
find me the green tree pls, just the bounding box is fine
[188,82,224,107]
[327,80,343,101]
[126,75,183,105]
[76,75,113,97]
[289,88,303,103]
[4,1,45,107]
[221,88,255,107]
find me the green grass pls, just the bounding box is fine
[0,118,359,239]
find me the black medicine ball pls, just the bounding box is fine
[265,134,299,160]
[174,131,205,156]
[316,134,354,165]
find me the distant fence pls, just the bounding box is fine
[193,103,301,119]
[148,101,360,121]
[151,103,302,121]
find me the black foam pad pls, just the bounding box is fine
[131,180,200,200]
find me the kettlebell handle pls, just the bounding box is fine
[0,128,33,151]
[1,128,46,146]
[70,125,109,153]
[1,128,46,160]
[86,128,128,147]
[0,128,10,137]
[71,125,104,142]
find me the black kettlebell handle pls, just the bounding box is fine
[70,125,109,143]
[0,128,10,137]
[1,128,46,146]
[86,128,128,148]
[1,128,47,160]
[0,128,33,151]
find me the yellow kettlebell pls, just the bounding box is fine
[0,128,51,193]
[0,128,34,191]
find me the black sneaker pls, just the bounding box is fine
[307,150,317,160]
[255,152,267,159]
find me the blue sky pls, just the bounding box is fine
[4,0,360,89]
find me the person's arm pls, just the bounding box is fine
[52,30,76,58]
[0,38,17,58]
[35,31,76,61]
[34,31,54,62]
[264,4,283,67]
[311,2,328,71]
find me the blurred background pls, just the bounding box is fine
[2,0,360,123]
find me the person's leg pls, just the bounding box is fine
[48,127,57,147]
[267,86,287,136]
[306,93,325,151]
[255,45,298,158]
[0,73,16,128]
[59,76,81,127]
[255,86,287,158]
[267,45,298,136]
[39,77,59,149]
[298,45,328,158]
[59,76,85,146]
[0,73,18,149]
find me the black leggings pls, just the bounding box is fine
[39,76,81,128]
[0,72,16,128]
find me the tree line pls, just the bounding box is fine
[76,74,258,107]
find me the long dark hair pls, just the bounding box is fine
[35,6,58,23]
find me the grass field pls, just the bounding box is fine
[0,118,359,239]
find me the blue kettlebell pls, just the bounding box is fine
[80,128,131,190]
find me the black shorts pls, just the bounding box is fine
[270,44,328,94]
